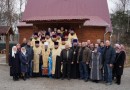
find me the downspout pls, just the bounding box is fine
[110,32,113,42]
[104,26,110,42]
[104,31,108,42]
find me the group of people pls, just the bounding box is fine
[9,27,126,86]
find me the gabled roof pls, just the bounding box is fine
[84,16,109,27]
[22,0,112,31]
[0,26,14,35]
[23,16,89,22]
[17,22,33,27]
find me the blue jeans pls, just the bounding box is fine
[104,64,112,83]
[79,62,88,80]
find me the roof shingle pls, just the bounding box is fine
[0,26,13,34]
[22,0,112,31]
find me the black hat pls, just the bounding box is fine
[52,35,57,38]
[54,42,59,45]
[35,41,39,44]
[40,37,45,40]
[62,38,65,41]
[34,32,38,36]
[70,28,74,31]
[57,33,61,36]
[64,32,69,36]
[73,39,78,43]
[45,32,50,36]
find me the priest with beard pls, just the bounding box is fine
[45,32,52,49]
[51,42,61,78]
[70,39,80,79]
[49,35,57,49]
[40,36,46,49]
[45,32,51,43]
[32,41,42,77]
[31,33,40,47]
[57,33,62,44]
[68,29,78,44]
[41,42,50,76]
[59,38,66,50]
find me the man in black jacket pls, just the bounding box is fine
[103,40,116,85]
[61,43,73,80]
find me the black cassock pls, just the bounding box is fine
[17,50,21,77]
[9,52,20,77]
[39,55,43,77]
[70,46,80,79]
[55,56,61,79]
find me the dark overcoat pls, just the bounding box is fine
[115,51,126,75]
[9,52,20,76]
[70,46,80,79]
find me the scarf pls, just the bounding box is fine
[12,46,17,58]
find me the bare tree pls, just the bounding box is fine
[119,0,130,12]
[111,0,130,12]
[111,0,130,44]
[0,0,18,26]
[0,0,7,25]
[19,0,27,20]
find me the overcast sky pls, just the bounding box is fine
[107,0,116,13]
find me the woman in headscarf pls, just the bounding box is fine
[9,46,20,81]
[114,44,126,85]
[20,47,29,81]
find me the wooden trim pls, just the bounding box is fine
[26,20,86,24]
[6,33,9,63]
[5,27,14,35]
[6,26,11,34]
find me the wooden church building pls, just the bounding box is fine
[19,0,112,44]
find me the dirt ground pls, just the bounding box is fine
[0,65,130,90]
[125,47,130,67]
